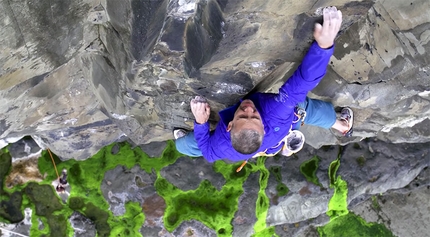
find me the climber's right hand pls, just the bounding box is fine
[191,96,210,124]
[314,6,342,49]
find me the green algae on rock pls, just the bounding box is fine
[300,156,321,186]
[0,191,24,223]
[0,141,183,236]
[24,183,63,216]
[0,148,25,224]
[328,159,340,188]
[110,201,145,237]
[159,159,251,236]
[317,212,395,237]
[320,151,395,237]
[269,166,289,197]
[253,157,270,233]
[326,149,349,219]
[252,157,279,237]
[326,175,349,218]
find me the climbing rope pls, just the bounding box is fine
[47,148,60,180]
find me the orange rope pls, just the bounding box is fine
[47,148,60,180]
[236,160,247,172]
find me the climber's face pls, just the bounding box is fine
[227,100,264,135]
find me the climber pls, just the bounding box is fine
[174,6,353,162]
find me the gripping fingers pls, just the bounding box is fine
[190,96,210,124]
[336,10,343,30]
[322,7,330,32]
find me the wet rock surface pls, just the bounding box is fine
[160,156,225,191]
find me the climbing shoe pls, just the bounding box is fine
[173,128,188,140]
[340,107,354,137]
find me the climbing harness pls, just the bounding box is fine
[293,106,307,126]
[236,102,307,172]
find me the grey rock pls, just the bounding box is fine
[275,214,329,237]
[232,172,259,237]
[266,140,430,225]
[70,211,97,237]
[160,156,225,191]
[0,208,32,237]
[140,225,164,237]
[8,136,41,161]
[101,165,157,216]
[294,225,320,237]
[351,187,430,237]
[172,220,217,237]
[139,141,168,158]
[0,0,429,160]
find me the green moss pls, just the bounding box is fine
[276,183,289,197]
[159,162,248,237]
[217,228,226,234]
[83,202,111,237]
[328,159,340,188]
[252,157,271,235]
[0,147,12,218]
[24,183,63,216]
[320,148,394,236]
[252,226,278,237]
[0,191,24,222]
[371,196,381,211]
[0,147,12,179]
[23,183,72,237]
[109,202,145,237]
[0,141,183,236]
[356,156,366,167]
[326,147,349,219]
[326,176,348,218]
[317,212,394,237]
[46,212,69,237]
[300,156,321,186]
[269,166,289,197]
[269,166,282,182]
[321,145,334,152]
[68,197,84,210]
[32,214,50,236]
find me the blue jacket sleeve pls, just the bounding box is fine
[193,121,224,163]
[260,41,334,119]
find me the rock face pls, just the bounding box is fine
[1,0,429,160]
[265,139,430,225]
[352,186,430,237]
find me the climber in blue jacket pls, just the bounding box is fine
[175,6,353,163]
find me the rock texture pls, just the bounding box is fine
[352,186,430,237]
[1,137,429,236]
[1,0,429,160]
[265,139,429,226]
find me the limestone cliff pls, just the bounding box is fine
[1,0,429,160]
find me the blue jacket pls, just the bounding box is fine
[194,42,334,162]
